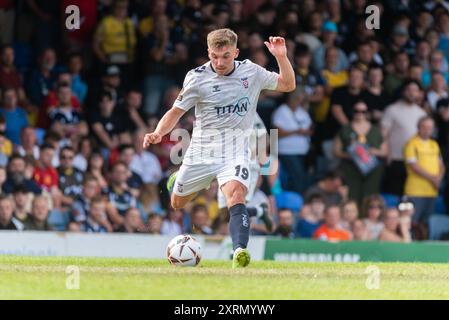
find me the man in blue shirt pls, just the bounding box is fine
[0,87,28,145]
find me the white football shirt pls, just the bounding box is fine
[173,59,278,165]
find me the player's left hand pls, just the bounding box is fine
[264,36,287,58]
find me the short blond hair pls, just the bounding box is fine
[207,28,238,49]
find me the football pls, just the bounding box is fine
[166,234,202,267]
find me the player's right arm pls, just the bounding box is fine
[143,107,186,147]
[143,69,200,148]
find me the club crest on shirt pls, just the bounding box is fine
[241,77,249,89]
[177,182,183,193]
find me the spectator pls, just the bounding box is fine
[404,116,445,233]
[340,200,359,232]
[103,161,137,216]
[293,43,324,112]
[351,219,370,241]
[0,1,14,45]
[25,47,60,107]
[66,53,88,105]
[86,65,124,120]
[118,90,146,133]
[410,11,433,42]
[413,40,433,71]
[0,166,6,193]
[334,101,387,206]
[138,183,163,217]
[383,25,415,68]
[322,65,365,167]
[91,91,120,153]
[361,194,385,240]
[425,71,448,113]
[73,136,92,172]
[116,144,143,196]
[23,195,52,231]
[349,40,382,69]
[130,129,162,185]
[312,20,349,72]
[40,72,81,128]
[295,193,325,238]
[148,213,163,234]
[381,80,427,196]
[161,208,183,237]
[427,28,442,52]
[397,197,417,238]
[379,207,412,242]
[313,46,349,164]
[304,170,347,206]
[48,83,87,138]
[58,146,84,207]
[313,205,351,241]
[86,152,108,189]
[116,207,145,233]
[80,196,113,233]
[32,144,58,192]
[17,126,39,160]
[361,63,390,125]
[0,45,27,103]
[0,117,12,161]
[12,185,31,223]
[70,176,101,226]
[3,154,41,194]
[193,180,219,224]
[438,12,449,61]
[422,50,449,88]
[272,89,312,194]
[140,13,175,116]
[272,208,295,238]
[188,204,213,235]
[0,194,24,230]
[384,51,410,97]
[0,87,29,145]
[93,0,136,84]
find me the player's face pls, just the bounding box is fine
[208,46,239,76]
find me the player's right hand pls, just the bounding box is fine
[143,132,162,148]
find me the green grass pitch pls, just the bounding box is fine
[1,256,449,299]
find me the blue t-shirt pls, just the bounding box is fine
[295,219,321,238]
[0,107,29,145]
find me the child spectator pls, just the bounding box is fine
[361,194,385,240]
[295,193,325,238]
[80,196,113,233]
[340,200,359,231]
[379,207,412,242]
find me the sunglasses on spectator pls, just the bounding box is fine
[354,109,368,114]
[61,155,74,160]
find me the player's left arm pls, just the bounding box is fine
[264,36,296,92]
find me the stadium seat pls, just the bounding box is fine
[381,193,400,208]
[428,215,449,240]
[275,191,303,213]
[47,210,70,231]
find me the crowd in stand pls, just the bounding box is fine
[1,0,449,242]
